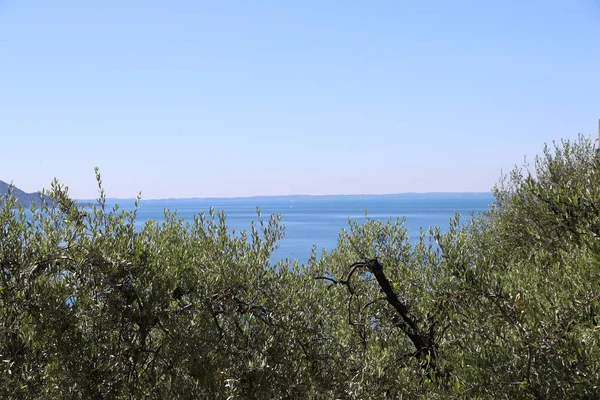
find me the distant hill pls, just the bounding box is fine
[0,180,50,208]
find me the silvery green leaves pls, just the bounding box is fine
[2,136,600,399]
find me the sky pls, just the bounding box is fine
[1,1,599,199]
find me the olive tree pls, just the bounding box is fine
[316,135,600,398]
[2,136,600,399]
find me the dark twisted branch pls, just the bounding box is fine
[359,260,433,358]
[319,258,444,381]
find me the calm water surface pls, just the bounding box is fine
[99,194,494,263]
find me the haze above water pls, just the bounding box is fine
[99,193,494,263]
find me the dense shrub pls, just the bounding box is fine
[1,137,599,399]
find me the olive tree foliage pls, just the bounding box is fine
[0,169,345,399]
[315,135,600,398]
[1,136,600,399]
[460,135,600,398]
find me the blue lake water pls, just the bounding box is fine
[98,194,495,263]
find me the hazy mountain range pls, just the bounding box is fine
[0,180,49,207]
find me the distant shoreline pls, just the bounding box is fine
[76,192,494,202]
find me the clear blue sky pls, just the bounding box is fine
[1,1,599,199]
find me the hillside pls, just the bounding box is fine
[0,180,50,208]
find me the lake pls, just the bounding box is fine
[98,193,495,263]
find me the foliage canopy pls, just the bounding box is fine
[1,137,600,399]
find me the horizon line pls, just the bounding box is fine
[76,191,494,202]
